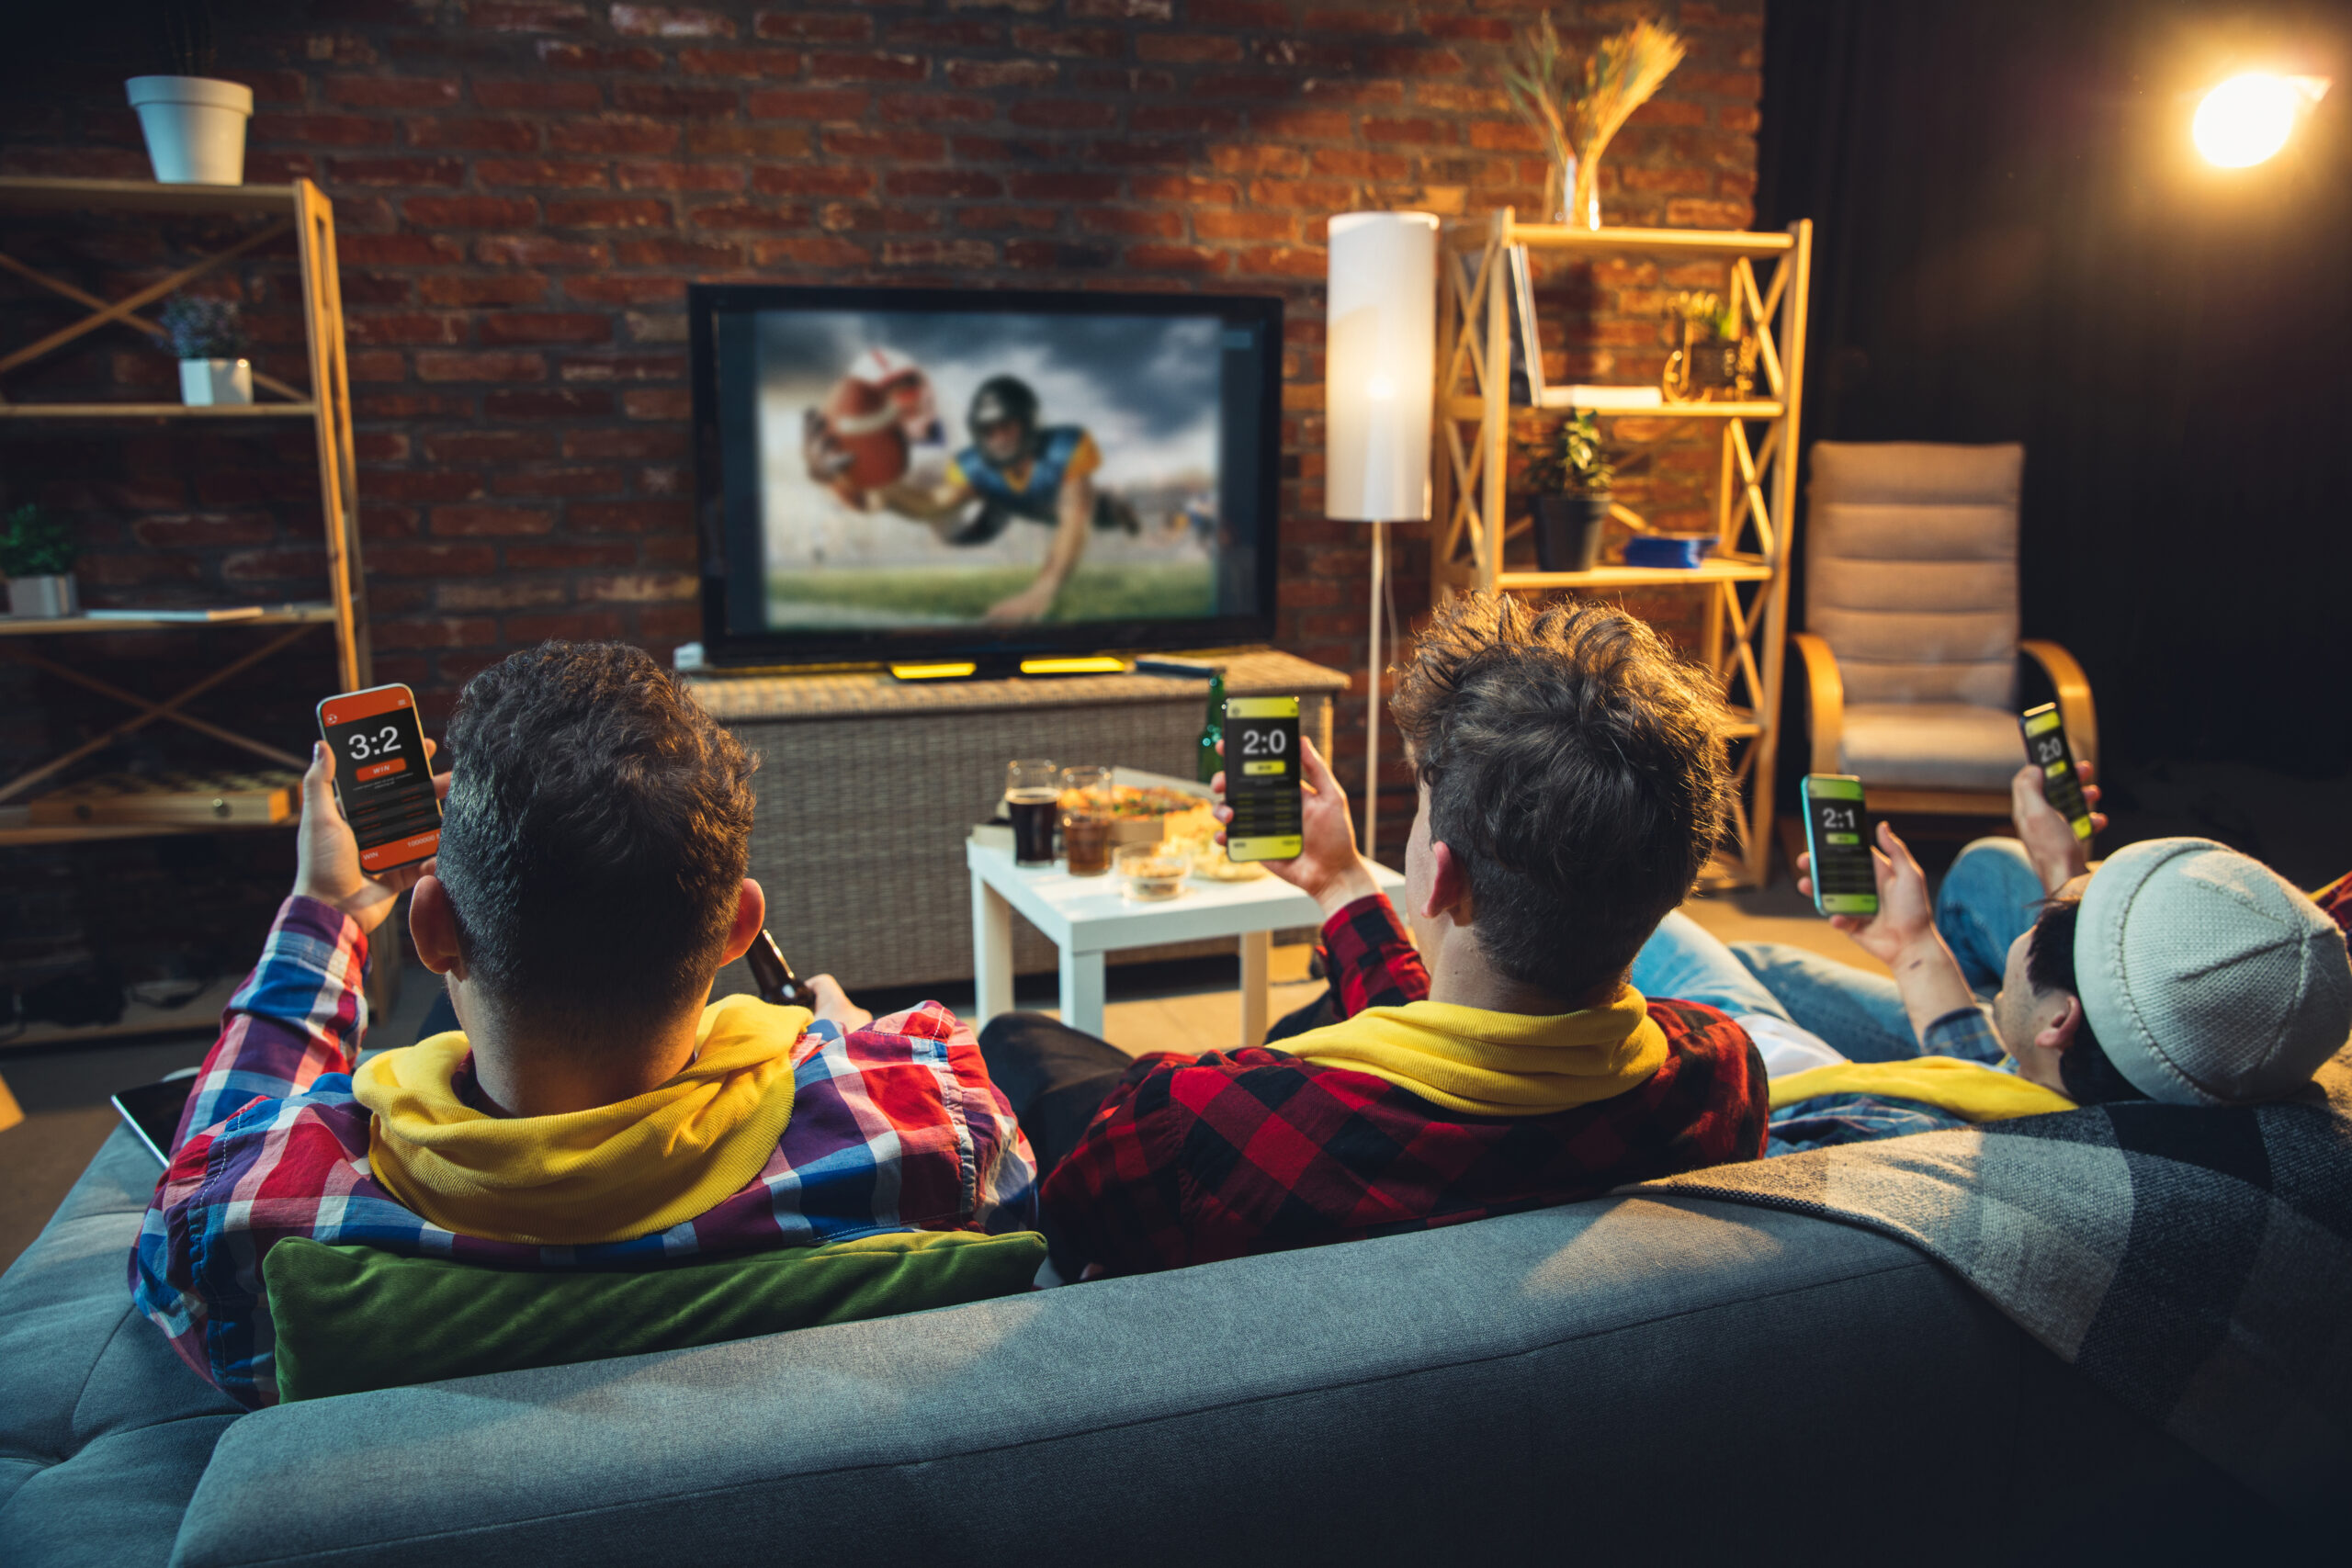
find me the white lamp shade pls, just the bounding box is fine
[1326,211,1438,523]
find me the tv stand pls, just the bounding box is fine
[689,648,1346,994]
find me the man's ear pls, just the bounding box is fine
[718,877,767,966]
[409,875,465,979]
[1419,840,1472,925]
[2035,993,2085,1055]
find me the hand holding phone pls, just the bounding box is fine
[2018,705,2094,842]
[1222,696,1305,863]
[299,684,448,934]
[1800,774,1878,918]
[317,684,442,874]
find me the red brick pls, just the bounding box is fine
[614,237,741,265]
[1077,208,1182,238]
[885,169,1001,199]
[610,5,736,38]
[1666,197,1752,229]
[750,236,870,267]
[687,124,820,155]
[1194,209,1293,241]
[438,578,571,610]
[876,237,992,268]
[1196,73,1295,98]
[368,470,488,502]
[1137,35,1240,62]
[1129,175,1238,205]
[560,353,684,382]
[621,389,694,421]
[745,88,870,121]
[348,350,410,382]
[752,164,874,197]
[684,201,811,231]
[1423,17,1511,42]
[432,503,555,536]
[1248,178,1355,210]
[1629,98,1709,129]
[565,275,696,304]
[944,60,1057,90]
[356,391,475,419]
[1357,48,1466,77]
[424,429,559,464]
[545,198,673,229]
[1363,118,1453,145]
[480,312,612,344]
[1238,245,1326,277]
[1007,172,1119,202]
[537,42,665,72]
[467,1,591,31]
[638,604,703,642]
[1010,26,1123,59]
[958,205,1058,231]
[1191,0,1284,23]
[578,570,696,604]
[1125,243,1228,273]
[327,76,461,108]
[616,161,745,192]
[351,542,499,577]
[488,465,626,496]
[753,11,872,42]
[405,195,539,227]
[355,431,413,463]
[256,115,392,147]
[611,84,741,118]
[570,499,691,533]
[329,155,467,186]
[402,117,540,151]
[548,117,680,154]
[877,93,996,124]
[1412,83,1507,114]
[348,312,466,345]
[130,513,280,548]
[820,128,943,160]
[373,616,503,649]
[1009,100,1118,130]
[420,272,550,306]
[416,350,547,383]
[506,540,638,569]
[1308,147,1408,179]
[478,158,611,188]
[472,78,604,112]
[808,51,927,84]
[564,428,687,460]
[677,47,802,77]
[1133,104,1244,134]
[505,610,628,641]
[1004,240,1117,271]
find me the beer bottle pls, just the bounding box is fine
[745,930,809,1008]
[1196,668,1227,784]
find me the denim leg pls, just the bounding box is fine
[1936,838,2047,995]
[1727,942,1921,1063]
[1631,912,1797,1022]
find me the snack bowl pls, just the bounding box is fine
[1114,841,1193,902]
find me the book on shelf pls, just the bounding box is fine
[85,605,268,623]
[1537,385,1666,411]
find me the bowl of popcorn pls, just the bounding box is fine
[1114,840,1192,902]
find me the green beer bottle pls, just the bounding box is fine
[1196,668,1226,784]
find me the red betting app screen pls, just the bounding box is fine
[317,684,440,873]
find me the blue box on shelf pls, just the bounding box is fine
[1621,535,1714,570]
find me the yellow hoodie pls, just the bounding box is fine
[1769,1055,2076,1122]
[353,993,808,1247]
[1279,988,1668,1117]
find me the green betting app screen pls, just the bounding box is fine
[317,683,440,872]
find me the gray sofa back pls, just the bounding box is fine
[6,1128,2250,1568]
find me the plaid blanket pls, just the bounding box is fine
[1638,1046,2352,1506]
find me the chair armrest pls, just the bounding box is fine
[1790,632,1844,775]
[2018,640,2098,775]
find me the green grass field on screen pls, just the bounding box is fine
[769,560,1215,626]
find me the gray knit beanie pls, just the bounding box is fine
[2075,837,2352,1106]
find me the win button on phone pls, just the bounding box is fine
[356,757,407,783]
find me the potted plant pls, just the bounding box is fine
[1662,290,1758,403]
[1530,411,1614,573]
[3,503,80,619]
[159,295,252,406]
[126,1,251,186]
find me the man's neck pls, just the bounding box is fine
[464,1007,704,1119]
[1424,942,1590,1017]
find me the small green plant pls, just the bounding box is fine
[1,504,76,577]
[157,295,247,359]
[1528,412,1615,495]
[1669,290,1740,342]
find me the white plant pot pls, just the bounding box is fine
[180,358,253,406]
[7,574,80,619]
[126,75,253,186]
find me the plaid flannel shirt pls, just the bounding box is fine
[1041,894,1768,1276]
[131,895,1037,1409]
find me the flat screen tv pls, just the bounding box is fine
[690,285,1284,670]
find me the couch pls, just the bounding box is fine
[3,1126,2284,1567]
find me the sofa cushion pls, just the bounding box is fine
[0,1126,242,1568]
[1839,702,2028,792]
[266,1228,1047,1403]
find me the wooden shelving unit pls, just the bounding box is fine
[1432,209,1813,888]
[0,176,368,849]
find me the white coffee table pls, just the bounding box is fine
[967,839,1408,1048]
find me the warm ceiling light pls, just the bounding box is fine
[2193,73,2330,167]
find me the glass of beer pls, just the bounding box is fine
[1058,765,1114,876]
[1006,759,1059,866]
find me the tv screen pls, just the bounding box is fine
[691,285,1283,668]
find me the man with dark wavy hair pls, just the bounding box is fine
[134,643,1035,1407]
[983,592,1770,1279]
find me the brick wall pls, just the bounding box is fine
[3,0,1761,852]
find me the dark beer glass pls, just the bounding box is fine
[1007,759,1059,866]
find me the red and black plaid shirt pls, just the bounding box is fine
[1041,894,1768,1276]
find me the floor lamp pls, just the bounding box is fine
[1326,211,1437,857]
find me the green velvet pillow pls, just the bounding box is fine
[264,1229,1046,1403]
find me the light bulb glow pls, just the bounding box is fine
[1366,375,1395,400]
[2193,73,2325,167]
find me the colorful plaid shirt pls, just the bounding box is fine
[1041,894,1768,1276]
[131,895,1037,1409]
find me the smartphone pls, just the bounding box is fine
[1222,695,1304,862]
[2018,703,2095,842]
[111,1072,198,1168]
[1800,773,1879,917]
[744,930,809,1008]
[316,682,442,874]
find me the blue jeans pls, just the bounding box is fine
[1633,839,2046,1064]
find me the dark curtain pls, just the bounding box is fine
[1758,0,2352,776]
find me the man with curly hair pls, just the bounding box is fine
[983,592,1770,1279]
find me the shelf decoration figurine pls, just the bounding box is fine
[126,0,250,186]
[1530,412,1615,572]
[1502,13,1687,230]
[1662,290,1758,403]
[160,296,252,407]
[3,503,80,619]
